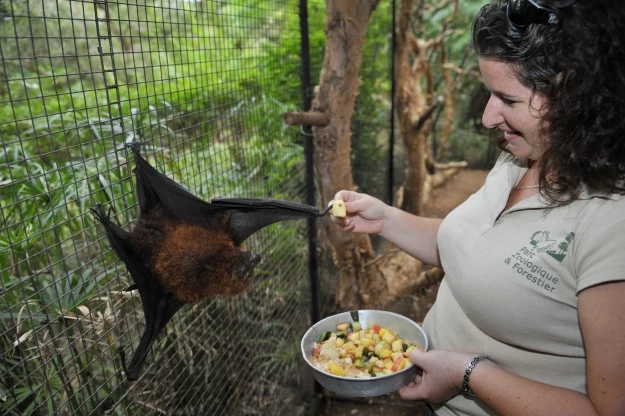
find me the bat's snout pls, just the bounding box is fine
[233,250,261,278]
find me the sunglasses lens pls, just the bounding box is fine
[507,0,556,27]
[507,0,528,25]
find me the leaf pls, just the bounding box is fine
[13,329,33,347]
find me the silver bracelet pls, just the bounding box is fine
[462,355,489,396]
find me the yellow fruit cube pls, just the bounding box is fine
[355,346,364,359]
[336,323,350,331]
[328,360,345,376]
[374,343,384,356]
[332,200,347,218]
[349,332,361,342]
[359,338,372,348]
[382,332,397,344]
[378,348,393,359]
[391,351,404,362]
[391,340,403,352]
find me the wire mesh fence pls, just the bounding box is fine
[0,0,334,414]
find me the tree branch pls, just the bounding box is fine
[283,111,330,127]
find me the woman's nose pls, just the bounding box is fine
[482,95,503,128]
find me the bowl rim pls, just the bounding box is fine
[300,309,428,383]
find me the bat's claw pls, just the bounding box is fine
[124,283,138,292]
[125,141,142,156]
[90,203,110,224]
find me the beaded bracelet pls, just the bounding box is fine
[462,355,489,396]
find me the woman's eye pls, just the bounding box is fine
[501,97,516,105]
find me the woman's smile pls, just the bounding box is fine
[503,129,523,143]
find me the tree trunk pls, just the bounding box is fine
[395,0,435,215]
[311,0,386,310]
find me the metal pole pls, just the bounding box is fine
[388,0,397,206]
[298,0,324,407]
[298,0,319,328]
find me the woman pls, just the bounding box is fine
[330,1,625,415]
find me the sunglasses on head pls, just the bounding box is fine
[507,0,559,27]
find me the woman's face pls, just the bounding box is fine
[479,58,548,161]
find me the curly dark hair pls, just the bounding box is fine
[473,0,625,205]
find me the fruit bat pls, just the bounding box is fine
[91,142,331,381]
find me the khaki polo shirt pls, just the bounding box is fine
[424,154,625,416]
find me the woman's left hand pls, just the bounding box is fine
[398,349,477,403]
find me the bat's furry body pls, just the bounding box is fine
[92,143,329,381]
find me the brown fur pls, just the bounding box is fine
[130,209,254,303]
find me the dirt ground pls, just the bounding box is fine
[317,168,489,416]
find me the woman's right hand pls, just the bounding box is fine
[329,190,389,235]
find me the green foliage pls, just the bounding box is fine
[352,1,394,201]
[445,126,498,168]
[1,0,311,414]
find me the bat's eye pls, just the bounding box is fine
[147,226,163,238]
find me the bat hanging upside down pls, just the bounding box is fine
[91,142,344,381]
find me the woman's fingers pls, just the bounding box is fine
[340,217,355,231]
[327,208,355,230]
[328,192,360,226]
[333,190,359,203]
[328,191,384,234]
[398,379,426,401]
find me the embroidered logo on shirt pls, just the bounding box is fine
[529,231,575,262]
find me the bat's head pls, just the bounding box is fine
[230,250,262,292]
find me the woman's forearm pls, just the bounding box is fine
[379,206,443,267]
[470,360,599,416]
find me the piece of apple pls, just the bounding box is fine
[328,360,345,376]
[332,200,346,218]
[391,356,404,372]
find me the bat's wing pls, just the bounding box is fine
[121,297,183,381]
[128,142,331,242]
[91,204,183,381]
[128,143,223,226]
[210,198,331,245]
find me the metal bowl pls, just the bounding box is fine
[301,310,428,397]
